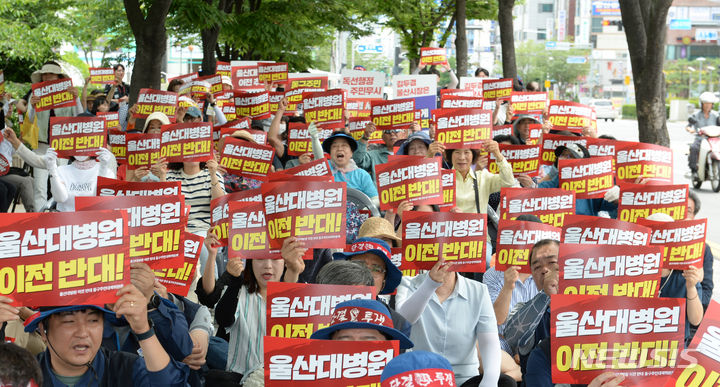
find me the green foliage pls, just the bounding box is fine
[622,104,636,119]
[516,40,590,98]
[664,58,720,99]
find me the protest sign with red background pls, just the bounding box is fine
[434,108,493,149]
[0,70,4,94]
[75,195,185,269]
[216,118,252,143]
[234,91,271,120]
[551,294,684,385]
[219,137,274,181]
[106,129,125,163]
[210,190,259,247]
[168,72,198,85]
[286,122,333,156]
[495,219,562,273]
[264,336,397,387]
[524,124,543,146]
[268,91,284,115]
[231,65,263,91]
[548,100,597,133]
[637,218,707,270]
[585,136,622,159]
[179,80,211,100]
[258,62,288,84]
[126,132,161,169]
[375,156,442,211]
[481,78,513,101]
[511,92,548,117]
[439,169,456,211]
[134,88,178,122]
[216,61,231,78]
[262,181,346,249]
[178,95,197,109]
[615,142,673,184]
[559,243,662,298]
[440,88,475,98]
[97,111,120,130]
[284,76,328,115]
[618,183,689,223]
[562,215,651,245]
[266,282,376,338]
[500,187,576,227]
[440,95,484,109]
[487,144,541,177]
[371,98,416,131]
[97,176,181,197]
[302,90,344,129]
[216,91,237,121]
[49,116,106,158]
[402,211,487,272]
[558,156,614,199]
[346,99,375,118]
[228,199,282,260]
[160,122,213,163]
[89,68,115,84]
[153,231,203,297]
[31,78,75,112]
[419,47,448,65]
[540,134,588,166]
[348,116,376,142]
[273,159,333,181]
[492,124,513,138]
[198,74,223,96]
[0,210,129,307]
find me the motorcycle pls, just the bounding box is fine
[689,116,720,192]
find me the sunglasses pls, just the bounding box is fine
[383,129,403,135]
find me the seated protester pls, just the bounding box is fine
[687,191,714,310]
[395,257,509,387]
[488,134,526,211]
[512,114,540,145]
[310,299,413,350]
[0,341,43,386]
[126,111,171,182]
[322,131,379,203]
[503,239,559,374]
[353,122,402,178]
[216,130,263,192]
[14,284,189,387]
[42,146,117,212]
[183,106,203,123]
[396,130,432,157]
[316,260,375,288]
[1,128,35,212]
[380,350,455,387]
[357,217,401,248]
[538,143,617,217]
[647,213,704,345]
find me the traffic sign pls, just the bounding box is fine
[357,44,384,54]
[545,80,551,89]
[669,19,692,30]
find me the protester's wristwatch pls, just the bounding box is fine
[133,319,155,341]
[147,294,161,311]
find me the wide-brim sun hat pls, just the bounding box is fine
[142,111,171,132]
[322,132,358,154]
[332,237,402,294]
[380,350,455,386]
[30,63,67,84]
[554,143,587,159]
[512,114,540,134]
[358,217,401,244]
[309,298,414,349]
[24,304,117,333]
[397,131,432,156]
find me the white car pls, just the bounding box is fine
[589,99,619,121]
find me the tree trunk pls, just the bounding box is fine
[200,26,220,76]
[498,0,517,80]
[455,0,468,79]
[124,0,173,105]
[619,0,673,146]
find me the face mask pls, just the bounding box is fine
[279,123,287,134]
[74,156,89,161]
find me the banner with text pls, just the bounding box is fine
[488,144,541,177]
[234,91,271,120]
[495,219,562,273]
[160,122,213,163]
[618,183,689,223]
[258,62,288,84]
[134,89,178,122]
[31,78,75,112]
[548,100,597,133]
[126,133,161,169]
[375,156,443,211]
[49,116,106,158]
[561,214,651,245]
[638,218,707,270]
[219,137,275,181]
[500,187,576,227]
[302,90,344,129]
[615,142,673,184]
[434,108,493,149]
[558,156,614,199]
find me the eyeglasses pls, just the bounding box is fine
[383,129,403,135]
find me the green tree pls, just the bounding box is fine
[65,0,135,68]
[515,41,590,99]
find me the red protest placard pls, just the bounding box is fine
[210,191,257,247]
[441,88,476,98]
[420,47,448,66]
[375,156,443,211]
[0,70,4,94]
[258,62,288,84]
[559,243,662,297]
[434,108,493,149]
[168,72,198,85]
[585,136,622,159]
[551,294,684,385]
[500,187,576,227]
[618,183,689,223]
[439,95,484,109]
[126,133,161,169]
[548,100,597,133]
[108,130,126,163]
[638,218,707,269]
[558,156,614,199]
[179,80,211,100]
[510,92,548,116]
[481,78,513,101]
[154,231,202,297]
[280,158,333,179]
[495,220,562,273]
[402,211,487,272]
[262,181,347,249]
[97,176,181,197]
[234,90,271,120]
[89,68,115,84]
[266,282,377,338]
[348,116,373,142]
[135,88,178,122]
[198,74,223,96]
[216,61,231,78]
[525,124,543,146]
[284,76,328,115]
[664,300,720,386]
[371,99,416,131]
[219,137,274,181]
[75,195,185,269]
[286,122,334,156]
[31,78,75,112]
[616,141,673,184]
[492,124,513,138]
[540,133,588,166]
[487,144,541,177]
[228,199,281,259]
[439,169,456,211]
[264,336,397,387]
[0,210,130,307]
[346,98,374,118]
[216,91,237,122]
[49,116,106,158]
[302,90,344,129]
[231,65,263,90]
[267,91,284,115]
[97,111,120,130]
[216,117,252,140]
[160,122,213,163]
[562,214,651,245]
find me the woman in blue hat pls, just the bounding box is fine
[322,132,379,205]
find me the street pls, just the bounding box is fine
[596,117,720,301]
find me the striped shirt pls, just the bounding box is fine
[166,168,224,234]
[226,286,266,378]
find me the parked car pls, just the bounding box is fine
[589,99,619,121]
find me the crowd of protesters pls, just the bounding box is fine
[0,58,714,387]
